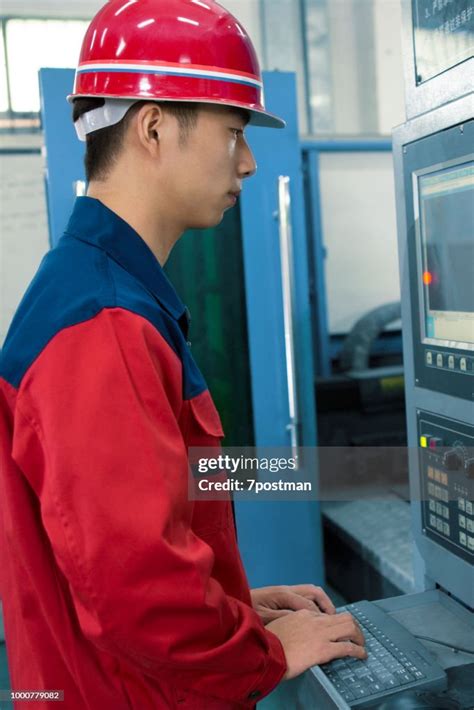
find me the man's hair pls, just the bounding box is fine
[72,98,199,182]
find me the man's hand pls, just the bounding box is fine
[267,610,367,680]
[250,584,336,624]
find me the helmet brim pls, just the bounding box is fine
[68,93,286,129]
[247,108,286,129]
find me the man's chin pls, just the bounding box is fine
[189,212,226,230]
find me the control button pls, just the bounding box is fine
[429,437,443,450]
[435,502,442,515]
[466,501,473,515]
[427,466,434,479]
[434,486,442,499]
[460,357,467,372]
[465,459,474,480]
[420,436,429,448]
[442,489,449,503]
[459,532,467,546]
[428,482,435,496]
[436,518,443,532]
[442,506,449,519]
[459,515,466,529]
[434,470,441,482]
[468,537,474,551]
[429,500,436,512]
[440,472,448,485]
[467,519,474,533]
[429,514,437,527]
[436,353,443,367]
[444,449,463,471]
[443,522,450,536]
[426,351,433,365]
[458,498,465,511]
[448,355,455,369]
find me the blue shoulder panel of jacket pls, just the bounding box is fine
[0,229,207,401]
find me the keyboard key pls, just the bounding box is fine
[395,670,414,684]
[352,687,369,698]
[340,689,355,701]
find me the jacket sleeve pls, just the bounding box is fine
[13,307,287,704]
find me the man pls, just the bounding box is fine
[0,1,366,707]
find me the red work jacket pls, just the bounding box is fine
[0,197,287,709]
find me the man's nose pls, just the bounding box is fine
[238,140,257,179]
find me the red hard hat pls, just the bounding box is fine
[69,0,285,130]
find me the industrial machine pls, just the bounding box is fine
[280,1,474,707]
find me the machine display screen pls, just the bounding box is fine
[412,0,474,83]
[416,161,474,351]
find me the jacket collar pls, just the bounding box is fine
[64,196,187,323]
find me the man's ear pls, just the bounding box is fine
[135,103,163,155]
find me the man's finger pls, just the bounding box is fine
[260,608,294,622]
[274,592,320,612]
[330,640,368,661]
[329,620,365,648]
[288,584,337,614]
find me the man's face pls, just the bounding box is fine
[158,104,257,230]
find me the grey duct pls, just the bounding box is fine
[339,302,402,373]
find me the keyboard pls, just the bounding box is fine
[318,601,447,707]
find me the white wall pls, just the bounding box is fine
[327,0,363,134]
[0,142,49,346]
[319,151,401,334]
[260,0,309,133]
[322,0,405,135]
[374,0,406,133]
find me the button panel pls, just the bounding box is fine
[419,414,473,564]
[424,350,473,375]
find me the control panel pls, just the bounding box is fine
[402,123,474,402]
[418,412,474,564]
[425,350,473,376]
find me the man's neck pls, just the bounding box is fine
[86,183,183,266]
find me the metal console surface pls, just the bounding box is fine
[273,591,474,709]
[392,94,474,607]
